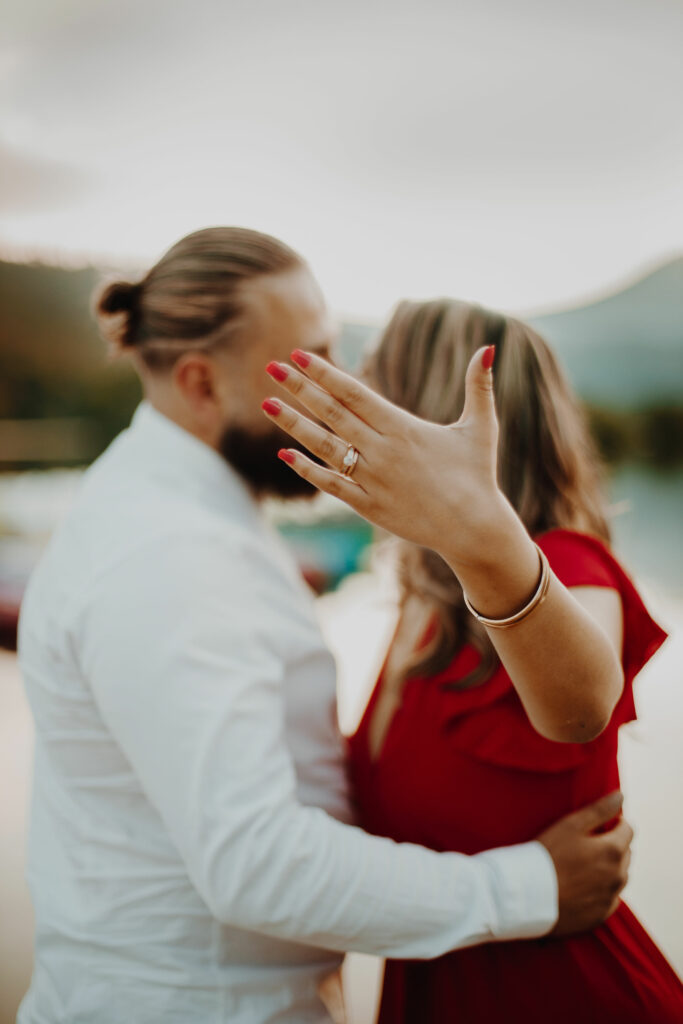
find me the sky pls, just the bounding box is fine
[1,0,682,320]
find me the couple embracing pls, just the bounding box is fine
[18,228,682,1023]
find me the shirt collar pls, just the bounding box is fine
[128,401,260,525]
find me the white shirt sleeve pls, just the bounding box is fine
[76,529,558,958]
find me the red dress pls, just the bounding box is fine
[348,529,683,1023]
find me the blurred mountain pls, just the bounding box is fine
[0,254,681,467]
[529,257,683,409]
[0,258,141,461]
[0,259,103,380]
[332,259,683,408]
[336,321,377,371]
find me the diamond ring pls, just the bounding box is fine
[341,443,360,477]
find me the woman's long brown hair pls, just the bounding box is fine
[369,299,611,688]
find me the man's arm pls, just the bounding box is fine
[75,530,621,956]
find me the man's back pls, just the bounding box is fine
[18,404,351,1023]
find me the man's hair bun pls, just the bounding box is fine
[94,279,142,349]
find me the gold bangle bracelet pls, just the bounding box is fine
[463,544,551,630]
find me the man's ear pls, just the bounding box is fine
[173,353,219,413]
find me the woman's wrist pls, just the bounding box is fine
[436,491,524,570]
[438,495,541,621]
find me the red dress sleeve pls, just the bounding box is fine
[536,528,669,724]
[428,529,668,773]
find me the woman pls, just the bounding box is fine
[264,303,683,1022]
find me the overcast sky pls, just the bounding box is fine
[1,0,681,319]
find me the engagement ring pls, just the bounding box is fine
[341,444,359,477]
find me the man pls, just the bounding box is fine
[18,227,630,1023]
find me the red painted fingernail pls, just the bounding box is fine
[278,449,296,465]
[266,361,289,382]
[262,399,281,416]
[482,345,496,370]
[291,349,311,368]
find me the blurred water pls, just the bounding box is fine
[608,465,683,597]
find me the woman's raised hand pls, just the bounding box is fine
[263,346,628,748]
[262,345,509,568]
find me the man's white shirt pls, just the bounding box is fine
[18,403,558,1024]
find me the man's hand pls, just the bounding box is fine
[537,791,632,936]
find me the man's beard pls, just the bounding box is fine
[218,422,319,499]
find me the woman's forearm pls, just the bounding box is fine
[441,499,624,744]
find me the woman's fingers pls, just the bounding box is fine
[262,398,365,477]
[261,347,504,559]
[277,449,369,509]
[266,360,370,446]
[288,349,398,433]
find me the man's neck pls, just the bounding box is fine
[142,398,268,505]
